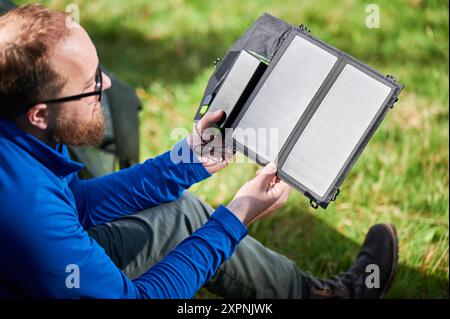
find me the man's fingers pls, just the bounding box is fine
[276,183,292,204]
[254,162,277,190]
[268,180,291,202]
[259,182,292,217]
[198,110,224,132]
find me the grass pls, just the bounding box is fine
[18,0,449,298]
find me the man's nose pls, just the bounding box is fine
[102,73,112,90]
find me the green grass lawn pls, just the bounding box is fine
[20,0,449,298]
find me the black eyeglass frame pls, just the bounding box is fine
[32,64,103,107]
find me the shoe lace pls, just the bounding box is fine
[305,271,363,299]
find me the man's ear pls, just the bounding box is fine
[26,104,51,130]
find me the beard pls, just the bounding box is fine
[50,105,105,147]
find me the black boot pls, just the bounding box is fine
[302,224,399,299]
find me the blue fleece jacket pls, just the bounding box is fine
[0,116,247,298]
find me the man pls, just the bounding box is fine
[0,4,398,298]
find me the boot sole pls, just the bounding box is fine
[378,223,399,299]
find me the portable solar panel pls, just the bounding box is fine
[195,22,403,209]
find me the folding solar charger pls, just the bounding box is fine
[195,19,403,209]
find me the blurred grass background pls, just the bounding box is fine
[19,0,449,298]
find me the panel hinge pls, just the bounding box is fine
[310,199,319,209]
[213,57,222,67]
[389,97,399,109]
[386,74,397,83]
[386,75,400,108]
[298,24,311,34]
[331,188,340,201]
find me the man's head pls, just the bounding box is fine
[0,4,111,146]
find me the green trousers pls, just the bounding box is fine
[87,191,306,298]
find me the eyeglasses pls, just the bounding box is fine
[34,64,103,107]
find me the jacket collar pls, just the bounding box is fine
[0,116,84,177]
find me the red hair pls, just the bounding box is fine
[0,4,70,119]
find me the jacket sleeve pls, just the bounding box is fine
[4,188,247,299]
[69,139,211,228]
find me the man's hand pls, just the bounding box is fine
[227,162,292,226]
[187,110,234,174]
